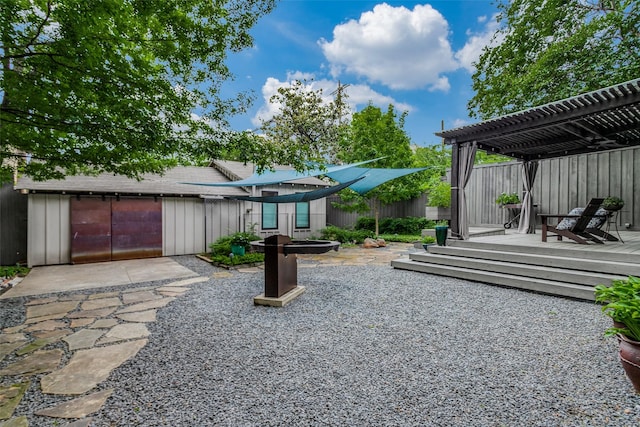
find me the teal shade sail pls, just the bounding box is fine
[324,167,428,195]
[224,177,364,203]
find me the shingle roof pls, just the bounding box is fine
[15,166,248,197]
[437,78,640,161]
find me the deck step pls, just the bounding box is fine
[391,259,596,301]
[448,239,640,264]
[424,246,638,276]
[408,252,622,286]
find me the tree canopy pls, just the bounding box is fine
[258,79,349,169]
[332,104,425,233]
[1,0,276,183]
[469,0,639,119]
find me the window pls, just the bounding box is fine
[261,191,278,229]
[295,201,310,229]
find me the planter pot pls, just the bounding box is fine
[618,334,640,393]
[435,225,448,246]
[231,245,246,256]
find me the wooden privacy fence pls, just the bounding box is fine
[326,193,428,228]
[465,146,639,230]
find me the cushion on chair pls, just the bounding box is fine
[587,208,609,229]
[556,208,584,230]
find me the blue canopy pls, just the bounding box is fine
[224,177,364,203]
[182,158,427,197]
[324,167,428,195]
[181,159,380,187]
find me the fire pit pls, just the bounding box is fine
[251,235,339,306]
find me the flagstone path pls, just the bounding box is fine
[0,276,207,426]
[0,244,414,426]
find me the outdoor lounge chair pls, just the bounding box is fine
[539,198,616,244]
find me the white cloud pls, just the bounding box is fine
[251,74,414,127]
[319,3,457,91]
[455,13,501,73]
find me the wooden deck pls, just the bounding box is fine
[466,227,640,261]
[393,227,639,300]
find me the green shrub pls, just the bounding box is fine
[379,216,430,235]
[211,252,265,266]
[426,180,451,207]
[354,216,376,232]
[0,265,29,278]
[209,231,260,255]
[320,225,373,243]
[495,192,520,205]
[378,234,422,243]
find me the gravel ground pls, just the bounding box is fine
[4,255,640,426]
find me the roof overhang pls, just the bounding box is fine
[437,78,640,161]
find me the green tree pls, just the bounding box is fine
[258,79,350,170]
[333,104,425,235]
[1,0,276,183]
[469,0,639,119]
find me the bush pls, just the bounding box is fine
[378,234,422,243]
[211,252,265,267]
[354,217,376,232]
[426,180,451,207]
[0,265,29,279]
[209,231,260,256]
[355,216,432,235]
[320,225,374,243]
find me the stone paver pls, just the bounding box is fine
[87,291,119,300]
[26,301,79,320]
[116,310,156,323]
[40,339,147,395]
[99,324,149,344]
[89,319,118,329]
[66,307,116,319]
[0,343,26,362]
[80,297,121,311]
[0,350,63,376]
[116,297,175,314]
[0,382,29,420]
[35,389,113,419]
[121,290,162,305]
[16,336,63,356]
[70,318,95,328]
[32,329,72,340]
[0,334,27,344]
[63,329,107,351]
[0,415,28,426]
[155,286,190,293]
[25,297,58,306]
[23,320,67,332]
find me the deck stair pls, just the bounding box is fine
[391,240,638,301]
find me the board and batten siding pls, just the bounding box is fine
[204,198,244,248]
[162,198,206,256]
[465,146,639,230]
[27,194,71,267]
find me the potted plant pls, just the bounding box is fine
[434,220,449,246]
[594,276,640,393]
[495,192,520,206]
[602,196,624,212]
[230,232,252,256]
[421,235,436,250]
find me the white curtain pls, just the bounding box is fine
[459,142,477,240]
[518,160,539,234]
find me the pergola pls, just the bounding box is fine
[436,78,640,239]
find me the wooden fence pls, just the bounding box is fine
[326,193,428,228]
[465,146,639,230]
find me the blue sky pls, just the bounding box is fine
[222,0,500,147]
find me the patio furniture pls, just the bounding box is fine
[539,198,611,244]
